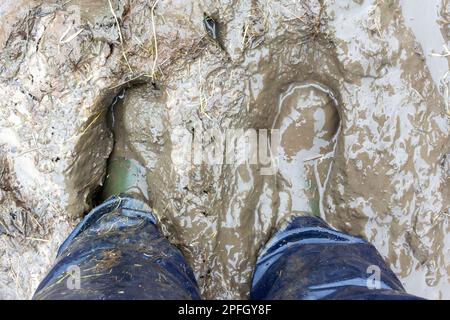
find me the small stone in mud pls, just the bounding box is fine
[203,13,219,40]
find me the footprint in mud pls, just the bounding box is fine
[273,82,340,220]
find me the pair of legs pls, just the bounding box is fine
[33,195,418,299]
[34,84,420,299]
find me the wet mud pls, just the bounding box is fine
[0,0,449,299]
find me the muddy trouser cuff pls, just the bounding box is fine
[33,195,201,300]
[250,216,422,300]
[34,201,421,300]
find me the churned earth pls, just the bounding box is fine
[0,0,448,299]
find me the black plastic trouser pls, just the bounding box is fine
[33,196,421,300]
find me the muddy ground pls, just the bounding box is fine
[0,0,449,299]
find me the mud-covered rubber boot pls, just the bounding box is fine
[274,82,340,221]
[100,88,154,203]
[101,157,149,201]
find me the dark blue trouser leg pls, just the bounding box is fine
[33,196,200,300]
[35,200,421,300]
[250,216,422,300]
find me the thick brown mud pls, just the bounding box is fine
[0,0,449,299]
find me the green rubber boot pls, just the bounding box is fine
[101,87,153,203]
[101,157,149,202]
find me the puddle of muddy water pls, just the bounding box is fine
[400,0,449,92]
